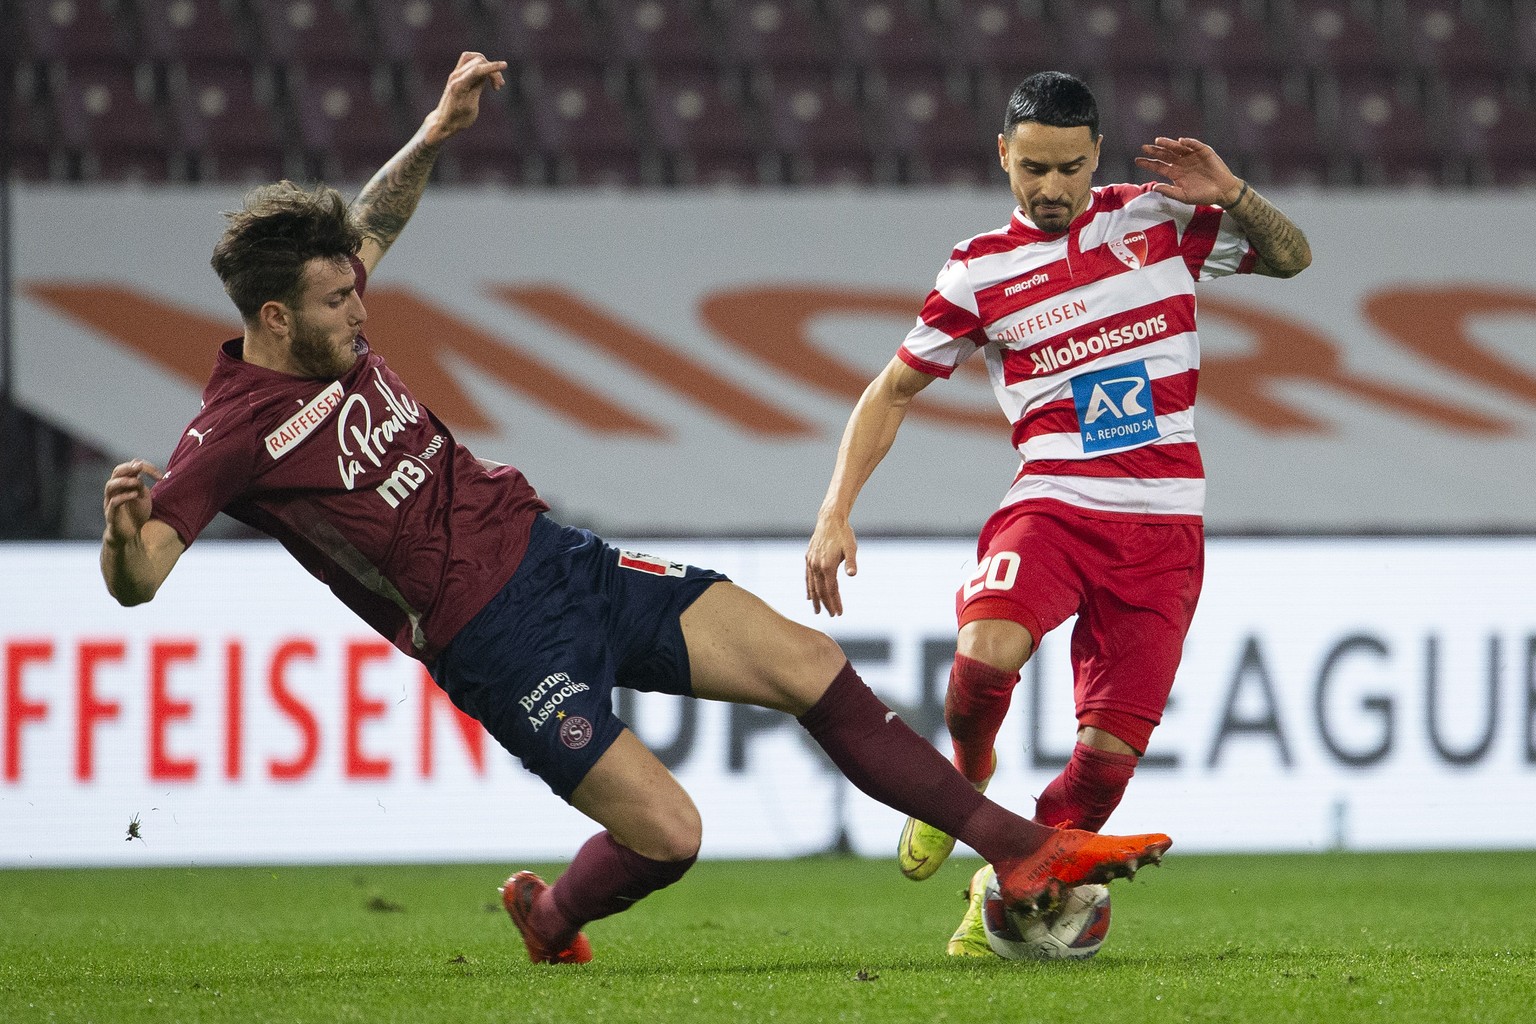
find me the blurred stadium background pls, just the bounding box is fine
[3,0,1535,866]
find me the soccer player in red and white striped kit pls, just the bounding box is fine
[102,56,1174,967]
[806,71,1310,954]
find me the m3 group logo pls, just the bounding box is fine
[1071,360,1160,453]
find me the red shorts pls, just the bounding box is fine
[955,499,1203,727]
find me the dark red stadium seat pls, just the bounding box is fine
[5,89,55,180]
[717,0,837,74]
[289,65,406,182]
[943,0,1063,79]
[523,65,646,185]
[1216,70,1331,187]
[1162,0,1292,77]
[829,0,948,76]
[1440,75,1536,186]
[1277,0,1396,75]
[16,0,131,62]
[134,0,251,67]
[639,68,763,185]
[602,0,723,73]
[51,60,176,182]
[1326,71,1446,185]
[248,0,376,72]
[487,0,610,75]
[372,0,489,73]
[167,60,290,183]
[872,70,993,185]
[1056,3,1175,77]
[1388,0,1503,77]
[759,69,876,184]
[429,83,534,185]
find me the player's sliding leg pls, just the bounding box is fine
[681,582,1170,913]
[1034,739,1140,832]
[504,731,700,964]
[899,652,1018,879]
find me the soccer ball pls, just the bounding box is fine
[980,872,1112,961]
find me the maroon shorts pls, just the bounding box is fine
[955,498,1203,727]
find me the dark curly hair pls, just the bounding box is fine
[1002,71,1099,140]
[211,181,362,321]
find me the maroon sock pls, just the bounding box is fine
[531,831,696,945]
[944,654,1019,784]
[797,661,1051,863]
[1033,742,1139,832]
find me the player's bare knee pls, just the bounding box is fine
[956,620,1033,673]
[773,627,845,714]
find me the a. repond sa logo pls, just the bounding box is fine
[1070,360,1161,454]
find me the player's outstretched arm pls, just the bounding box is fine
[352,52,508,273]
[100,460,186,606]
[1134,136,1311,279]
[806,356,935,616]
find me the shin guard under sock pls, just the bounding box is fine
[1033,741,1138,833]
[535,831,696,944]
[798,661,1050,863]
[944,654,1020,784]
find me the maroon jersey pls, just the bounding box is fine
[151,269,547,661]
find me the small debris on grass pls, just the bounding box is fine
[854,969,879,982]
[447,954,470,964]
[366,896,405,913]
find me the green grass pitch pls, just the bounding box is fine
[3,851,1534,1023]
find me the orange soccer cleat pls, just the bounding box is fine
[993,828,1171,915]
[499,871,593,965]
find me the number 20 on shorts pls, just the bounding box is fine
[962,551,1021,600]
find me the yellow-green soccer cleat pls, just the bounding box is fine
[898,759,992,880]
[947,864,996,957]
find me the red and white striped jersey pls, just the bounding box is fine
[899,183,1258,521]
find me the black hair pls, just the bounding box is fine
[1002,71,1100,139]
[210,181,362,321]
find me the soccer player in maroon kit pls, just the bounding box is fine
[102,55,1171,966]
[806,72,1310,954]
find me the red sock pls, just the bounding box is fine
[798,661,1050,863]
[1033,742,1138,832]
[532,831,696,945]
[944,654,1019,784]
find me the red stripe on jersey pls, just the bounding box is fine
[1237,245,1260,274]
[1180,206,1224,279]
[1001,293,1197,383]
[898,345,956,379]
[1010,369,1199,448]
[919,289,983,341]
[1016,441,1205,480]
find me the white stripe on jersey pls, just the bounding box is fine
[999,473,1207,518]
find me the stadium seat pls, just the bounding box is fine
[1098,72,1210,183]
[289,64,407,182]
[15,0,132,63]
[372,0,490,74]
[1508,1,1536,85]
[487,0,610,75]
[1055,3,1175,78]
[134,0,251,67]
[1387,0,1504,78]
[717,0,837,74]
[1215,70,1331,187]
[601,0,723,73]
[429,82,534,185]
[639,68,763,185]
[759,68,876,184]
[828,0,949,77]
[50,60,177,182]
[247,0,377,73]
[1325,71,1446,185]
[1439,74,1536,186]
[5,89,55,180]
[167,59,290,183]
[523,65,647,185]
[1276,0,1396,76]
[871,70,993,185]
[1161,0,1292,78]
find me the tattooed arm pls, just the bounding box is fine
[353,52,508,273]
[1135,136,1312,279]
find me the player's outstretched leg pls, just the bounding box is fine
[501,871,594,965]
[898,752,994,881]
[946,863,995,957]
[992,828,1171,916]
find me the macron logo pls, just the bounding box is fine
[1004,272,1049,297]
[265,381,344,460]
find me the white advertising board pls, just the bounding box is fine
[3,537,1533,866]
[13,185,1536,535]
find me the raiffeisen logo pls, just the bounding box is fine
[1030,312,1169,375]
[1004,271,1050,297]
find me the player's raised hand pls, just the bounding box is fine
[805,517,859,617]
[424,52,509,146]
[1134,136,1245,209]
[102,460,163,547]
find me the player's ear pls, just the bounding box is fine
[997,132,1007,171]
[257,299,291,337]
